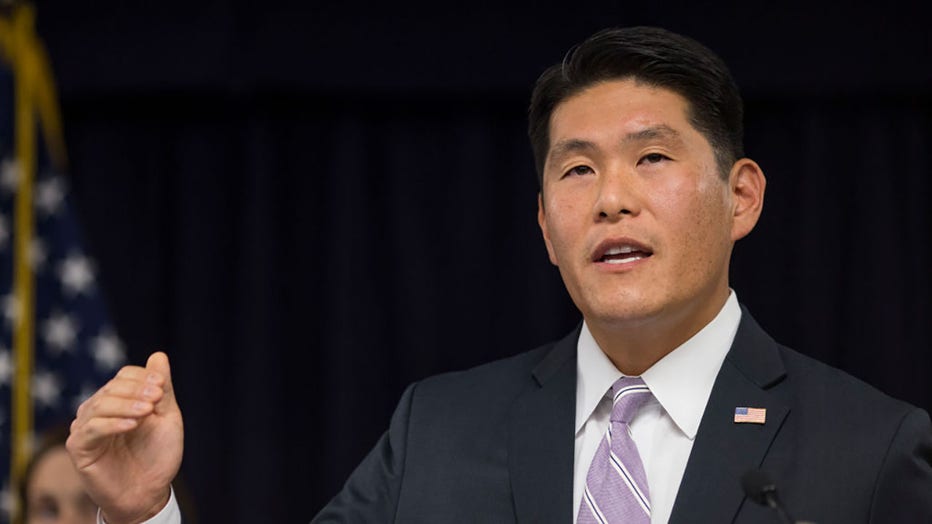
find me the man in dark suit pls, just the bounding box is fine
[66,27,931,523]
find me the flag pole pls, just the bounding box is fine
[9,7,38,521]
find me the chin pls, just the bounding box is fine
[582,297,666,327]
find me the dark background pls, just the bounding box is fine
[29,1,932,521]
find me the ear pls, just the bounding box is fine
[728,158,766,241]
[537,193,559,266]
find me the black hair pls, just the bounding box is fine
[528,26,744,186]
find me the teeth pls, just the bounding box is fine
[605,246,636,255]
[604,255,643,264]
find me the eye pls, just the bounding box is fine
[638,153,669,165]
[31,496,60,520]
[564,165,594,177]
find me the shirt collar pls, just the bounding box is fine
[575,291,742,439]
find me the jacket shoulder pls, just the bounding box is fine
[412,340,558,407]
[777,344,918,420]
[769,344,932,521]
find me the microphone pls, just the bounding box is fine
[741,469,795,524]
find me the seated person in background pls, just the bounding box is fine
[20,425,97,524]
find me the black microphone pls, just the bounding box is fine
[741,469,795,524]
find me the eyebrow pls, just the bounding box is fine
[547,139,597,165]
[547,124,684,166]
[623,124,683,144]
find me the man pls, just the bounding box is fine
[66,27,932,523]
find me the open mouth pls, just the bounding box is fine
[593,241,653,265]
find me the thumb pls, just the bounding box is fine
[146,351,177,410]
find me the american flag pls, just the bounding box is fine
[734,407,767,425]
[0,7,126,521]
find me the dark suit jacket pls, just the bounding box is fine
[312,308,932,523]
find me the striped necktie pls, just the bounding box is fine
[578,376,653,524]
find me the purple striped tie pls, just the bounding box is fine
[578,376,652,524]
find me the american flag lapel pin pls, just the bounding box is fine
[734,406,767,424]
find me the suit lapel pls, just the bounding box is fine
[508,328,578,524]
[669,308,790,524]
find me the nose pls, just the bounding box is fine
[594,165,639,220]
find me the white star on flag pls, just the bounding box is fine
[0,485,11,520]
[35,175,66,216]
[91,330,126,371]
[1,294,19,326]
[0,348,12,387]
[58,252,96,296]
[32,370,63,409]
[0,157,19,194]
[42,312,79,354]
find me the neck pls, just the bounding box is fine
[587,289,730,376]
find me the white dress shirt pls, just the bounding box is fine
[111,292,741,524]
[573,291,741,523]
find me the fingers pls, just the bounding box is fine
[78,393,157,421]
[146,351,175,412]
[69,407,144,452]
[70,352,175,453]
[100,375,164,402]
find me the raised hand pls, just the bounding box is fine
[67,352,184,524]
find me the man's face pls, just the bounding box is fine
[538,79,746,337]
